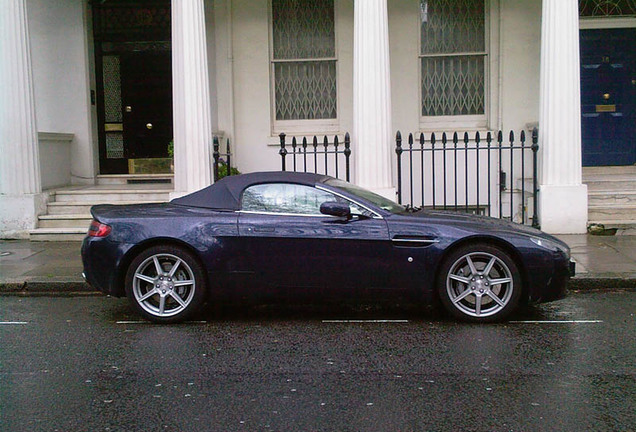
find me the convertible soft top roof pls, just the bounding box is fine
[170,171,333,210]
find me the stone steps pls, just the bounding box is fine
[54,189,171,203]
[96,174,173,186]
[585,179,636,191]
[30,181,173,241]
[29,228,88,242]
[583,165,635,175]
[45,200,166,215]
[37,214,93,229]
[588,190,636,206]
[588,204,636,222]
[583,166,636,232]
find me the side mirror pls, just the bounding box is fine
[320,201,351,218]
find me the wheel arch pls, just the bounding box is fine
[434,235,529,303]
[112,237,207,297]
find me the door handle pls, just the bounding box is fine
[250,227,275,233]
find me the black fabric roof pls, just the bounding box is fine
[170,171,332,210]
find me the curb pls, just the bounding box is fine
[569,276,636,291]
[1,277,635,295]
[0,281,95,294]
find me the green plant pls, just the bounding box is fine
[167,140,174,158]
[216,160,240,179]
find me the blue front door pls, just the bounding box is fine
[580,28,636,166]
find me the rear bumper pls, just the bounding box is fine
[81,236,130,297]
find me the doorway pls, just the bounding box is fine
[93,1,173,174]
[580,28,636,166]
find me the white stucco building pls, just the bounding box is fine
[1,0,635,239]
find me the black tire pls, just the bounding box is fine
[124,245,206,323]
[437,243,522,323]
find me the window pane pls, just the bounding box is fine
[241,184,336,215]
[274,61,337,120]
[103,56,122,123]
[420,0,485,54]
[421,55,485,116]
[272,0,335,60]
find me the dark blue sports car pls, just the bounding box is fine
[82,171,574,323]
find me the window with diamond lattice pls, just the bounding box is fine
[420,0,486,118]
[271,0,337,122]
[579,0,636,17]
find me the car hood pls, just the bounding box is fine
[390,209,562,242]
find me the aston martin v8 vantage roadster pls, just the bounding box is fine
[82,171,573,323]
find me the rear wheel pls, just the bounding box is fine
[437,244,522,322]
[125,245,206,323]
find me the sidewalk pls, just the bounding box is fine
[0,235,635,294]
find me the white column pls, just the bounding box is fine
[353,0,394,199]
[171,0,212,197]
[0,0,46,238]
[538,0,588,234]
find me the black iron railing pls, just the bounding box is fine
[212,136,236,181]
[395,128,539,227]
[279,133,352,182]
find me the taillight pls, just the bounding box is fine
[88,220,112,237]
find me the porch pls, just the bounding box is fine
[2,0,636,239]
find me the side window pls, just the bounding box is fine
[241,183,372,217]
[242,183,336,215]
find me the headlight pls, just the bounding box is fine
[531,237,570,259]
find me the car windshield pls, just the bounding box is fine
[325,178,407,214]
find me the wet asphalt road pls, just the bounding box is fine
[0,291,634,432]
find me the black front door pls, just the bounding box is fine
[92,0,172,174]
[121,52,173,160]
[580,28,636,166]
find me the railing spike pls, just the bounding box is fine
[279,133,287,171]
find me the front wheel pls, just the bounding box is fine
[437,244,522,323]
[125,245,206,323]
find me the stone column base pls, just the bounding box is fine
[0,193,47,239]
[539,184,588,234]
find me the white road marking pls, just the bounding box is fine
[0,321,28,325]
[115,320,207,324]
[510,320,603,324]
[322,319,410,323]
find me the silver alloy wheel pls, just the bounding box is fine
[132,253,196,318]
[446,251,514,318]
